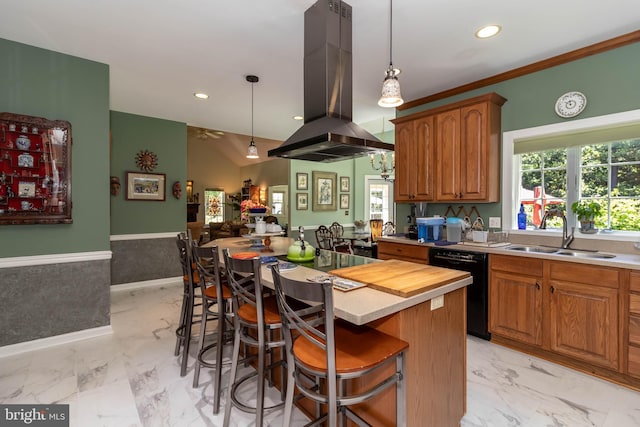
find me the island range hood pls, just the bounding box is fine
[268,0,394,162]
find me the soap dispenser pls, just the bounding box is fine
[517,204,527,230]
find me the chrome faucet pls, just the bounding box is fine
[539,208,574,249]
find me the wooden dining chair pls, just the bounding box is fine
[271,265,409,427]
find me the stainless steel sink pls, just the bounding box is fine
[506,245,559,254]
[555,250,616,259]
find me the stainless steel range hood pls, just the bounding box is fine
[268,0,394,162]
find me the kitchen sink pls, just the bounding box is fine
[506,245,616,259]
[506,245,559,254]
[555,250,616,259]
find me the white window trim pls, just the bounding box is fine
[502,108,640,241]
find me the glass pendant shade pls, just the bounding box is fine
[246,140,259,159]
[378,68,403,107]
[245,74,260,159]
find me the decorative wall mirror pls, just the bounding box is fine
[0,112,72,225]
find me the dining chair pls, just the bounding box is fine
[221,248,286,427]
[383,221,396,236]
[190,243,233,414]
[315,225,334,250]
[174,231,202,377]
[329,221,345,242]
[270,265,409,427]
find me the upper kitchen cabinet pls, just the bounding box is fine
[394,92,506,203]
[436,93,506,201]
[393,116,434,202]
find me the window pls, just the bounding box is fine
[503,109,640,236]
[364,176,393,223]
[517,140,640,231]
[204,189,225,223]
[271,191,284,215]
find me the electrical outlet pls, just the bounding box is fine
[489,217,501,228]
[345,210,349,216]
[430,295,444,311]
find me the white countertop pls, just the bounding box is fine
[377,235,640,269]
[208,236,472,325]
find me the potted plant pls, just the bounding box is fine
[570,200,602,233]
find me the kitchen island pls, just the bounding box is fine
[208,236,472,427]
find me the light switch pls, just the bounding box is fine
[489,217,501,228]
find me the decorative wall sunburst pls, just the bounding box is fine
[135,149,158,172]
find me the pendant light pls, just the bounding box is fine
[378,0,403,108]
[246,75,259,159]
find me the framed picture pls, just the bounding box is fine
[126,172,166,201]
[340,176,350,192]
[296,193,308,210]
[312,171,337,211]
[340,193,349,209]
[296,172,308,190]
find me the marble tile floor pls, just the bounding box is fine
[0,282,639,427]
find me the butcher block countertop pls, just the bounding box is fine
[330,259,471,298]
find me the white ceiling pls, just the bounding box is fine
[1,1,638,142]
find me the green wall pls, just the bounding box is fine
[0,38,110,257]
[289,159,355,228]
[397,41,640,219]
[110,111,187,234]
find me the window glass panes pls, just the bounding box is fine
[581,166,608,197]
[543,149,567,168]
[515,135,640,232]
[271,192,284,215]
[581,144,608,166]
[204,189,225,223]
[611,139,640,163]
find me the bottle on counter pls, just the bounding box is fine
[517,203,527,230]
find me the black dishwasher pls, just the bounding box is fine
[429,247,490,340]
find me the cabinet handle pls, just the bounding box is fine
[535,282,540,290]
[550,286,555,293]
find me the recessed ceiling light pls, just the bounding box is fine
[193,92,209,99]
[475,25,501,39]
[293,115,304,121]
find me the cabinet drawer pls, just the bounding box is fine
[630,293,640,316]
[549,261,619,289]
[631,271,640,292]
[377,241,428,263]
[490,254,543,276]
[629,344,640,378]
[630,314,640,346]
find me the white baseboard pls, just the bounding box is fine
[0,251,112,268]
[110,277,182,292]
[0,325,113,358]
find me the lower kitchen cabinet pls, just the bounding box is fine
[490,255,620,370]
[489,256,543,346]
[377,241,429,264]
[629,272,640,378]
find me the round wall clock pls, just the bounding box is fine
[555,91,587,118]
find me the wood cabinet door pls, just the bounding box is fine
[459,102,488,200]
[413,116,434,200]
[394,121,415,202]
[489,270,543,346]
[435,109,460,200]
[549,280,619,369]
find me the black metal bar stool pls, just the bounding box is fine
[174,231,202,377]
[221,248,286,427]
[191,243,234,414]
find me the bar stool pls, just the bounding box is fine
[221,249,286,427]
[271,265,409,427]
[174,231,202,377]
[190,243,234,414]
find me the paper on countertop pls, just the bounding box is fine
[307,275,366,292]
